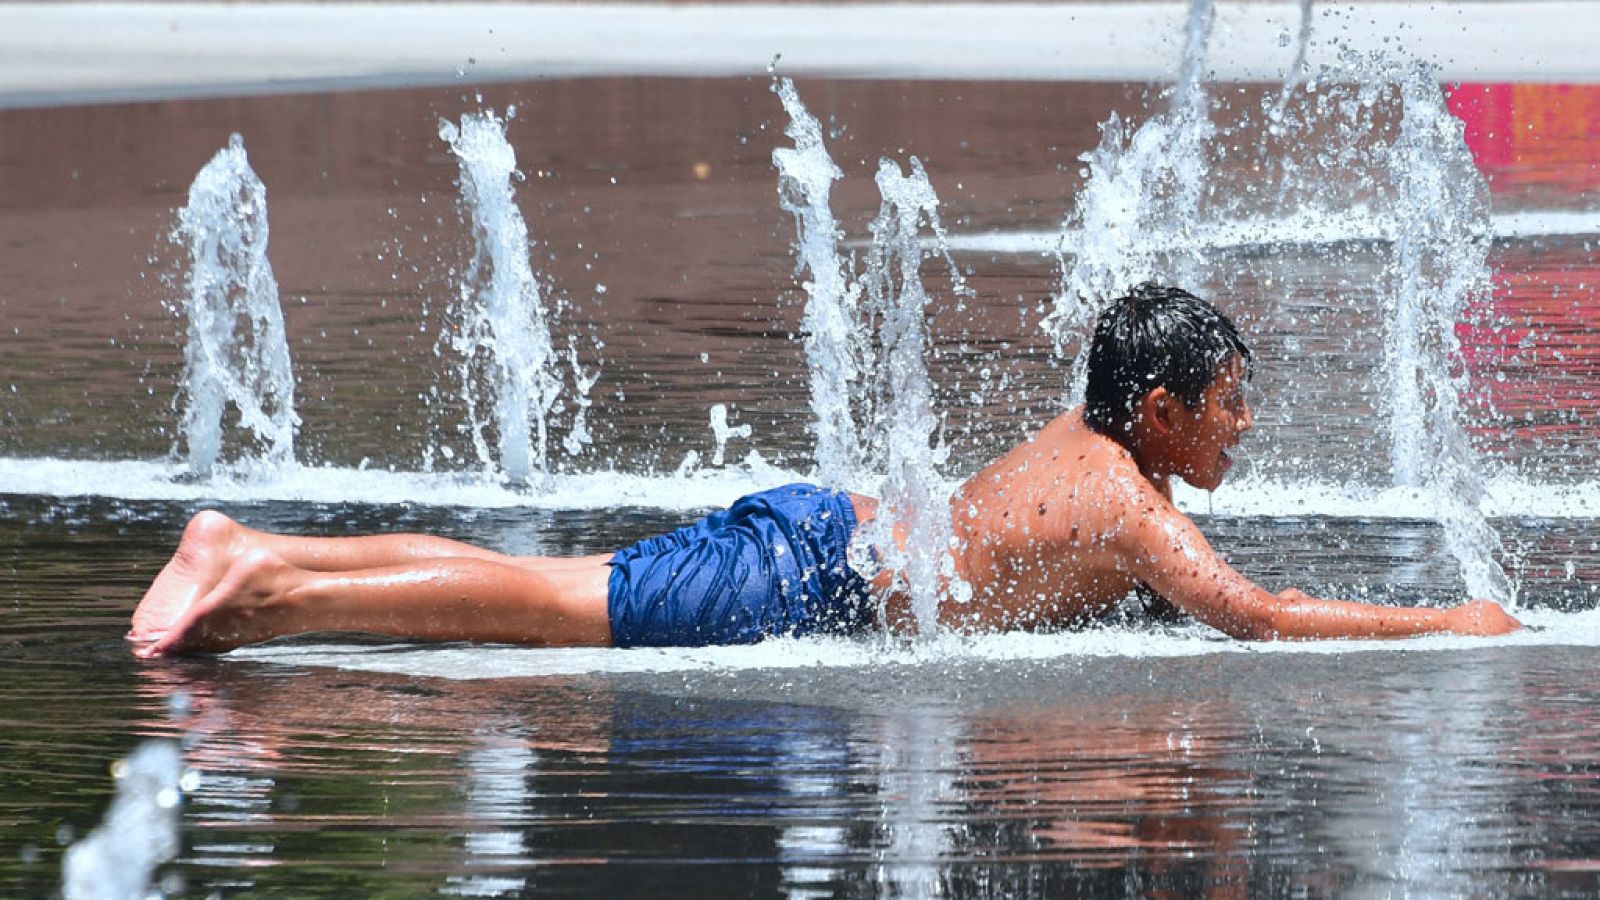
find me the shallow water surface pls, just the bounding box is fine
[2,73,1600,897]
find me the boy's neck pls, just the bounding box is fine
[1091,416,1173,499]
[1122,427,1176,499]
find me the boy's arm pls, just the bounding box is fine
[1117,492,1521,640]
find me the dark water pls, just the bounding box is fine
[2,75,1600,897]
[8,501,1600,897]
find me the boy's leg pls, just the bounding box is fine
[135,550,614,657]
[179,509,523,572]
[131,511,606,641]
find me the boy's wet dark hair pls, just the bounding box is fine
[1083,283,1252,436]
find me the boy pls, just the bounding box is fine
[129,284,1520,656]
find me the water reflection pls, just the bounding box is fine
[4,493,1599,895]
[102,645,1600,897]
[444,728,537,897]
[871,702,962,896]
[1315,658,1510,895]
[967,702,1240,859]
[773,712,855,899]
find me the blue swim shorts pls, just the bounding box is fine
[606,483,875,647]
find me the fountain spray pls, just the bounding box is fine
[1047,0,1514,602]
[859,157,973,636]
[1269,0,1317,123]
[1049,0,1217,400]
[172,134,299,478]
[440,109,581,486]
[772,77,865,488]
[773,82,971,636]
[1383,64,1516,605]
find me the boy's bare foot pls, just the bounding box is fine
[136,549,299,657]
[129,510,240,644]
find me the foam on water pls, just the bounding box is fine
[939,208,1600,257]
[1175,475,1600,521]
[0,455,809,511]
[230,605,1600,680]
[3,456,1597,520]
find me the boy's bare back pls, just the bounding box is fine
[949,410,1157,632]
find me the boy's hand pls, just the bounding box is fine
[1443,599,1522,636]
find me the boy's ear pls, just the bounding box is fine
[1137,386,1177,433]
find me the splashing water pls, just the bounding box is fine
[1269,0,1317,123]
[1044,0,1514,602]
[1249,50,1510,604]
[708,403,752,467]
[1265,51,1517,603]
[61,740,188,900]
[440,109,584,486]
[562,336,598,458]
[1383,64,1515,605]
[772,77,865,487]
[859,157,972,636]
[772,81,972,635]
[173,133,298,478]
[1169,0,1215,225]
[1048,0,1216,399]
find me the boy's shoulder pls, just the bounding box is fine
[1033,411,1158,496]
[968,409,1161,522]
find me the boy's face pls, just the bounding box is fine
[1170,355,1253,491]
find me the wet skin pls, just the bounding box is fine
[941,357,1519,639]
[130,355,1520,656]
